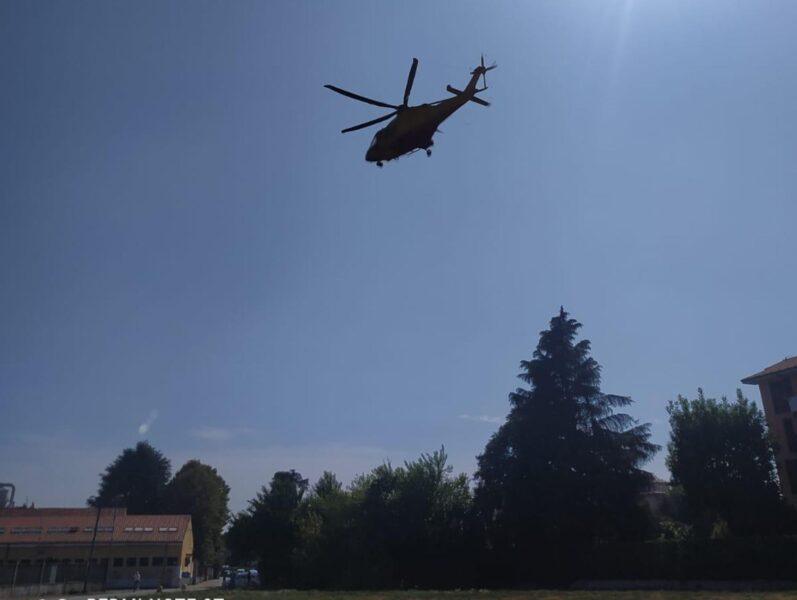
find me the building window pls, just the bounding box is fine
[786,459,797,495]
[152,557,164,566]
[113,558,123,567]
[771,378,794,414]
[11,527,42,534]
[167,557,178,566]
[19,560,30,566]
[83,527,112,533]
[785,418,797,453]
[75,559,85,565]
[126,557,136,567]
[139,557,150,567]
[44,526,77,533]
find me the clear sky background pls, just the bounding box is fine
[2,0,796,512]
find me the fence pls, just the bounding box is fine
[0,562,106,597]
[481,536,797,586]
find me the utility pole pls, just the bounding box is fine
[83,504,102,593]
[11,560,19,593]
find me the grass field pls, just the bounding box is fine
[219,590,797,600]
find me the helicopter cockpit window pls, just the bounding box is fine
[369,134,379,149]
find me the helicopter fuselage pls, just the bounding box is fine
[326,58,493,165]
[365,94,468,163]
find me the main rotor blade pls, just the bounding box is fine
[341,111,396,133]
[403,58,419,106]
[324,85,398,109]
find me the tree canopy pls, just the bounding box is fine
[88,311,797,587]
[474,308,658,553]
[226,449,474,588]
[667,388,793,536]
[245,470,309,587]
[165,459,230,569]
[88,441,171,513]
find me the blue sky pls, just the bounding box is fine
[2,0,796,512]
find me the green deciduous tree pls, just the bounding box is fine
[474,308,658,560]
[226,451,474,589]
[345,448,474,588]
[88,441,171,513]
[247,470,309,587]
[165,460,230,571]
[667,388,794,536]
[291,471,357,588]
[225,510,257,566]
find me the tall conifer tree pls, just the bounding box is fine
[475,308,658,553]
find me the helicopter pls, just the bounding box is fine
[325,56,496,166]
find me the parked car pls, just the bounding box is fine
[222,567,259,588]
[235,568,260,588]
[220,568,235,588]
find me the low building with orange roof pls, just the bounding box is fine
[0,506,194,595]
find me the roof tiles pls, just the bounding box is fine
[0,507,190,545]
[742,356,797,384]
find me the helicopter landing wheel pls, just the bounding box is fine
[376,161,383,168]
[426,149,432,157]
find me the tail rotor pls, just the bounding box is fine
[475,54,497,91]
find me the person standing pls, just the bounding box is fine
[133,570,141,591]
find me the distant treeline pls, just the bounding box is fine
[222,309,797,587]
[89,309,797,587]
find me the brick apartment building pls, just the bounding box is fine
[743,356,797,504]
